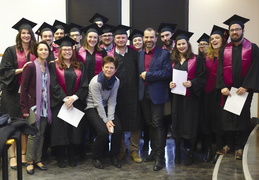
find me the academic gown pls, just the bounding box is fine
[114,48,141,131]
[49,62,88,146]
[0,45,35,117]
[216,43,259,131]
[171,55,206,139]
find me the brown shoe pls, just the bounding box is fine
[130,151,142,163]
[235,149,243,160]
[217,145,230,155]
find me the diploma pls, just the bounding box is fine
[171,68,188,96]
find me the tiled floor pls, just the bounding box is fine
[1,133,246,180]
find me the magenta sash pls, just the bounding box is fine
[52,43,59,59]
[172,55,197,96]
[55,62,82,95]
[100,44,115,57]
[16,49,36,85]
[223,38,252,87]
[204,56,218,93]
[77,47,103,75]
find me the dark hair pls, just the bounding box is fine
[171,40,194,62]
[102,56,118,69]
[16,28,36,52]
[33,41,51,58]
[144,27,158,37]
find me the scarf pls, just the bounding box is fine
[97,71,116,90]
[34,59,52,124]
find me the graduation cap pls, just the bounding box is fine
[54,36,76,47]
[101,24,115,34]
[223,14,250,29]
[171,29,194,41]
[53,20,69,33]
[157,23,177,33]
[12,18,37,31]
[129,29,143,41]
[210,25,229,42]
[89,13,109,24]
[81,23,102,35]
[197,33,210,43]
[35,22,57,36]
[111,25,131,36]
[68,23,83,34]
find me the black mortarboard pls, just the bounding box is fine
[53,20,69,33]
[197,33,210,43]
[54,36,76,47]
[223,14,250,29]
[111,25,131,36]
[12,18,37,31]
[69,23,83,34]
[89,13,109,24]
[35,22,57,36]
[129,29,143,41]
[101,24,115,34]
[81,23,102,35]
[171,29,193,41]
[210,25,229,41]
[157,23,177,33]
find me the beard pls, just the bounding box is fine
[231,33,243,42]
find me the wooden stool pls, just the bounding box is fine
[2,131,22,180]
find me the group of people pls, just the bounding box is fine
[0,12,258,175]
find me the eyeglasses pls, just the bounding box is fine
[102,34,113,38]
[62,48,73,52]
[229,28,242,33]
[198,43,208,47]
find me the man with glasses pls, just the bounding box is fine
[100,24,115,56]
[69,23,83,48]
[197,33,210,55]
[216,14,259,160]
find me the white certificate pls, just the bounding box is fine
[57,103,85,128]
[223,87,248,116]
[171,69,188,96]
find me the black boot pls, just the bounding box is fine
[68,144,77,167]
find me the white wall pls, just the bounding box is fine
[0,0,66,55]
[189,0,259,118]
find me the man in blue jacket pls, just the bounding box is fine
[138,27,171,171]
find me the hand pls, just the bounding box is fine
[64,96,75,110]
[140,71,147,80]
[106,120,115,134]
[221,87,231,96]
[169,82,176,88]
[183,81,192,88]
[236,87,247,95]
[23,113,29,117]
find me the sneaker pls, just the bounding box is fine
[235,149,243,160]
[217,145,231,155]
[130,151,142,163]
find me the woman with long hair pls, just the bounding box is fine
[0,18,37,169]
[20,41,52,174]
[169,30,206,166]
[49,36,88,168]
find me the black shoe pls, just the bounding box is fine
[153,159,165,171]
[183,152,194,166]
[93,159,104,169]
[57,160,66,168]
[143,154,155,162]
[35,162,47,170]
[110,156,121,168]
[26,162,34,175]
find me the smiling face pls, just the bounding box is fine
[143,29,157,50]
[210,34,223,50]
[20,29,31,44]
[229,24,244,43]
[176,39,188,55]
[102,62,116,80]
[37,43,49,60]
[54,29,65,40]
[61,46,73,60]
[114,34,127,48]
[86,32,98,48]
[132,37,143,51]
[41,31,53,46]
[160,31,172,46]
[101,32,114,46]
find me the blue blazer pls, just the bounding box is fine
[138,47,172,104]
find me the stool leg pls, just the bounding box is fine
[16,137,22,180]
[2,145,9,180]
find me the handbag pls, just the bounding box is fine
[26,107,37,125]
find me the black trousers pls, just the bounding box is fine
[86,108,122,159]
[140,87,166,160]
